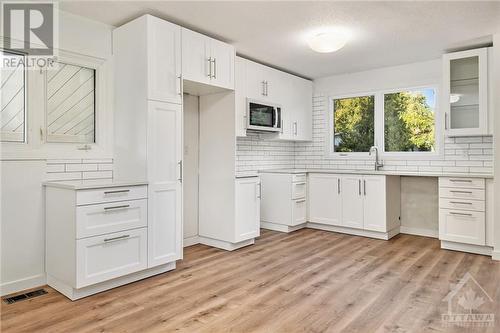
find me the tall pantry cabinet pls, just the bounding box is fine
[113,15,183,267]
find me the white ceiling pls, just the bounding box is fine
[60,1,500,79]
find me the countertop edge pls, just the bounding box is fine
[43,180,149,190]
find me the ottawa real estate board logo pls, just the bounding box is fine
[442,272,495,328]
[2,1,58,68]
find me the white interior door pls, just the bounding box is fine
[181,28,210,85]
[210,39,235,90]
[147,101,182,267]
[341,176,364,229]
[362,176,387,232]
[308,174,342,226]
[147,16,181,104]
[235,178,260,242]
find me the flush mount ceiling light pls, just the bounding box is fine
[307,29,350,53]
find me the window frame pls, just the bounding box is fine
[326,84,443,160]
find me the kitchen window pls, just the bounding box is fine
[384,88,436,153]
[332,95,375,153]
[1,50,26,143]
[329,86,440,158]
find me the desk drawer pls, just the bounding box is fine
[76,199,148,238]
[77,185,147,205]
[439,187,485,201]
[76,228,147,288]
[439,209,485,246]
[439,198,485,212]
[439,177,485,189]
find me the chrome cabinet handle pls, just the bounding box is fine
[213,58,217,79]
[293,122,297,135]
[337,178,340,194]
[104,189,130,195]
[104,234,130,243]
[265,81,268,96]
[104,204,130,211]
[262,81,266,96]
[178,161,183,182]
[450,179,472,183]
[450,201,473,205]
[450,212,473,217]
[177,75,182,96]
[256,183,261,199]
[207,57,213,78]
[280,119,283,134]
[363,180,366,196]
[296,199,306,203]
[358,180,361,196]
[450,190,472,194]
[445,113,448,130]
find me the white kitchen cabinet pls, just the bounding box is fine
[289,75,313,141]
[439,177,487,249]
[45,181,175,301]
[235,177,261,242]
[113,15,181,105]
[245,59,274,101]
[362,176,387,232]
[341,176,364,229]
[260,172,307,232]
[114,15,183,267]
[443,47,490,136]
[234,57,247,137]
[182,28,235,90]
[308,173,341,226]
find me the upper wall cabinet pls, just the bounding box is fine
[443,47,490,137]
[182,28,235,91]
[113,15,182,105]
[237,57,313,141]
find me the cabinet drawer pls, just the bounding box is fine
[292,199,307,226]
[439,209,485,246]
[76,199,148,239]
[439,198,485,212]
[76,228,147,288]
[292,182,307,199]
[439,177,485,189]
[292,174,306,183]
[76,185,147,206]
[439,187,485,201]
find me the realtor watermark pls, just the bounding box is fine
[442,272,495,328]
[1,1,58,69]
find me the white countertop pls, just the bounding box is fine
[43,179,148,190]
[258,168,494,179]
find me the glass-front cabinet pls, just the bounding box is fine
[443,47,489,137]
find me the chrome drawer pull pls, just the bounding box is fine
[450,190,472,194]
[450,212,473,217]
[296,199,306,203]
[450,179,472,183]
[103,235,130,243]
[450,201,473,205]
[104,204,130,211]
[104,189,130,195]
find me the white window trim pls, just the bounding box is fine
[0,46,112,160]
[325,85,443,161]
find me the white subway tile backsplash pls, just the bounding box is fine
[45,159,113,181]
[66,163,98,172]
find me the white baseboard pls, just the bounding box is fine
[198,236,254,251]
[307,223,399,240]
[183,235,200,247]
[1,274,47,296]
[260,221,306,233]
[441,241,493,256]
[400,226,438,238]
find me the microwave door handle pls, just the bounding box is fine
[273,107,278,127]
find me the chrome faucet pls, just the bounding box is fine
[369,146,383,171]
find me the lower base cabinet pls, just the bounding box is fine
[235,177,261,242]
[308,173,400,234]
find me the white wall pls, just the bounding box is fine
[183,94,199,245]
[0,11,114,295]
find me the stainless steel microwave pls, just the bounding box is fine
[246,99,282,132]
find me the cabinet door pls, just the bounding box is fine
[292,78,313,141]
[147,16,182,104]
[147,101,183,267]
[210,39,235,90]
[245,60,267,101]
[362,176,387,232]
[182,28,210,85]
[235,57,247,137]
[341,176,364,229]
[308,174,342,226]
[235,178,260,242]
[444,48,488,136]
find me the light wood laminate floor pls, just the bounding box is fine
[2,229,500,333]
